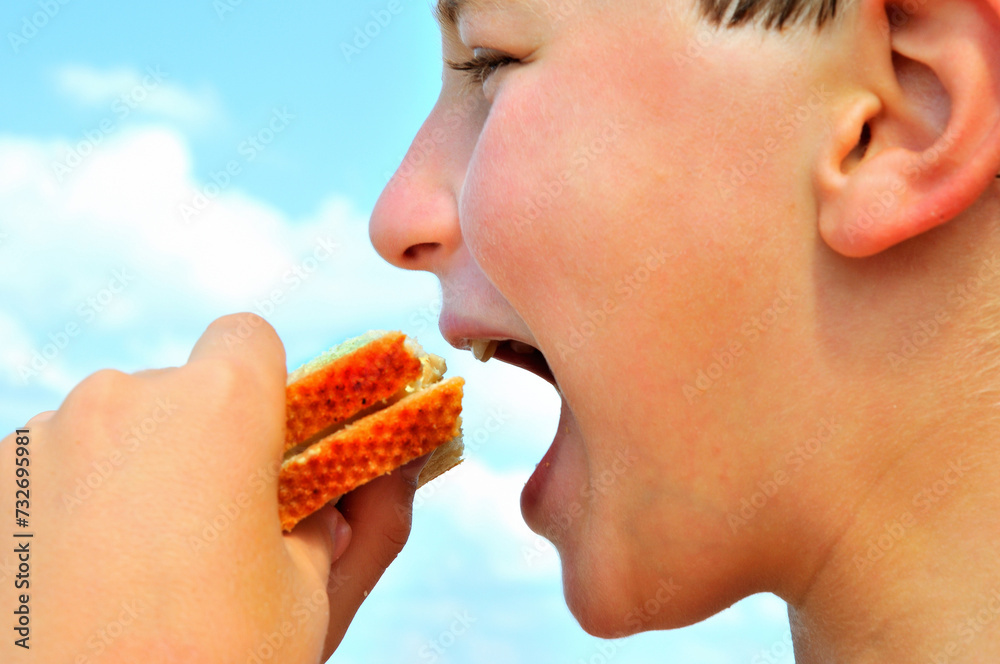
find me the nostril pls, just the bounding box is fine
[403,242,441,261]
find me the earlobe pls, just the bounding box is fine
[815,0,1000,258]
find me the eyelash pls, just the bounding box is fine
[446,50,517,86]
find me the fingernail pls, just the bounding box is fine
[400,454,431,485]
[331,512,352,561]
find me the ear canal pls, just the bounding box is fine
[859,124,872,152]
[842,123,873,174]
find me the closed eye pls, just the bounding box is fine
[446,49,517,87]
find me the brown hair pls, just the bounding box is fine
[700,0,840,28]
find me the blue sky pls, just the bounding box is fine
[0,1,795,661]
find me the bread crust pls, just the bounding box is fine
[279,377,464,531]
[278,332,464,532]
[284,331,422,452]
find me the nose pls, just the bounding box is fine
[369,108,464,276]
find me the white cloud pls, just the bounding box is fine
[53,64,224,128]
[0,312,37,384]
[54,65,137,105]
[0,126,432,407]
[0,126,794,664]
[415,458,562,580]
[0,125,558,452]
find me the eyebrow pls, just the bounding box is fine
[434,0,490,26]
[436,0,456,22]
[434,0,458,25]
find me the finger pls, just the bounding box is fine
[131,367,176,381]
[184,313,288,468]
[322,468,422,657]
[187,313,287,389]
[24,411,55,426]
[284,502,352,587]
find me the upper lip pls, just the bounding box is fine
[439,314,557,387]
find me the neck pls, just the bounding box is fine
[788,414,1000,663]
[782,197,1000,663]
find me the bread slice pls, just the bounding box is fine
[278,331,464,532]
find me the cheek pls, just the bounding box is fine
[460,70,641,347]
[452,10,828,636]
[460,84,584,271]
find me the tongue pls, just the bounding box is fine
[510,340,536,354]
[494,343,557,386]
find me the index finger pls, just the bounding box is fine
[183,313,289,476]
[187,313,287,390]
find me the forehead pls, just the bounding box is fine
[435,0,530,26]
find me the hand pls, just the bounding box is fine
[0,314,426,662]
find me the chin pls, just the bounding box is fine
[558,535,746,638]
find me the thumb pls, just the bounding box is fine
[322,455,430,656]
[283,502,353,588]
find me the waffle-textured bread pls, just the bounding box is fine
[278,331,465,532]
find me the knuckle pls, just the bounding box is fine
[371,541,402,574]
[68,368,134,412]
[185,356,249,409]
[378,522,412,563]
[24,410,54,426]
[58,368,138,452]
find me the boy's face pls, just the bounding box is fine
[372,0,838,635]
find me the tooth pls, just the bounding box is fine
[471,339,499,362]
[509,341,535,354]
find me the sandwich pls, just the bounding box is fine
[278,331,464,532]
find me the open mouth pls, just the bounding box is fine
[467,339,557,387]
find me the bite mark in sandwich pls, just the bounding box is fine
[279,331,464,532]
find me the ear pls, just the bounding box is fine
[815,0,1000,258]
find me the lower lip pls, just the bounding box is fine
[521,394,570,518]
